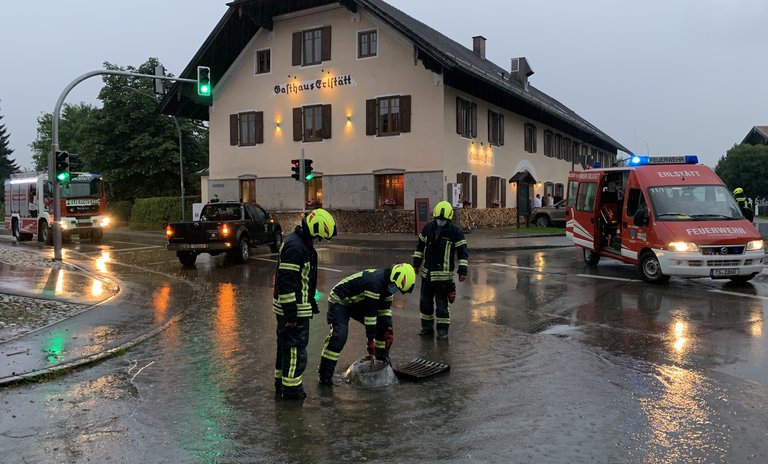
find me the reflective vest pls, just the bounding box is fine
[413,220,469,282]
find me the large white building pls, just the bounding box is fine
[160,0,629,215]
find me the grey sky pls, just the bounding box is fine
[1,0,766,170]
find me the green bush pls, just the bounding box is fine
[129,196,201,230]
[107,201,133,227]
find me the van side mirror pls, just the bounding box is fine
[741,207,754,222]
[633,208,648,227]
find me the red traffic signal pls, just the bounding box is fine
[291,159,301,181]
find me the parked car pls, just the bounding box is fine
[165,201,282,266]
[530,199,566,227]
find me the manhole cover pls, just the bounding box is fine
[393,358,450,381]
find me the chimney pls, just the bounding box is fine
[511,57,534,90]
[472,36,486,59]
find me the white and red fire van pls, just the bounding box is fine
[566,155,764,283]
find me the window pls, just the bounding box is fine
[567,181,579,208]
[555,183,565,202]
[376,174,404,209]
[292,105,331,142]
[229,111,264,146]
[292,27,331,66]
[306,176,323,208]
[486,176,506,208]
[239,179,255,203]
[488,110,504,146]
[256,49,271,74]
[365,96,411,136]
[627,189,646,217]
[457,172,477,208]
[524,123,537,153]
[358,30,377,58]
[456,97,477,138]
[576,182,598,213]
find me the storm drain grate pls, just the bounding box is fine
[393,358,450,381]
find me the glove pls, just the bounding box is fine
[459,274,467,283]
[384,327,394,350]
[447,281,456,303]
[367,339,376,356]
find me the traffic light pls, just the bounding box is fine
[55,150,70,183]
[304,159,314,181]
[197,66,211,96]
[291,159,301,181]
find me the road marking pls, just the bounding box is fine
[576,274,635,282]
[252,257,342,273]
[708,289,768,301]
[319,266,343,273]
[84,245,163,254]
[489,262,567,276]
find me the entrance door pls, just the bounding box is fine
[516,182,532,216]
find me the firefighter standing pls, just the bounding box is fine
[318,264,416,386]
[733,187,749,209]
[413,201,468,340]
[273,208,336,400]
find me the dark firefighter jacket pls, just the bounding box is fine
[413,220,468,282]
[735,194,749,209]
[328,268,393,349]
[273,225,317,322]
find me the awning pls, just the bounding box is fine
[509,170,536,184]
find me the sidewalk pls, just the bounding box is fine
[0,227,569,386]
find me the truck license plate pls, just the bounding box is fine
[710,268,738,278]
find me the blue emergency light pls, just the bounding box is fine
[627,155,698,166]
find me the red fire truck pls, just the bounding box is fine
[4,171,110,244]
[566,155,764,283]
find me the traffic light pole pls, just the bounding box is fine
[50,70,196,261]
[300,148,306,213]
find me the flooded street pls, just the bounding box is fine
[2,237,768,463]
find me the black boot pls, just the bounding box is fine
[436,329,449,341]
[274,378,282,395]
[318,358,336,387]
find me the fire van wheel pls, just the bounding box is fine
[639,251,670,283]
[90,229,104,243]
[12,220,20,240]
[583,249,600,266]
[177,252,197,267]
[38,221,52,245]
[269,229,283,253]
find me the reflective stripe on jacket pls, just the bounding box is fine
[328,268,393,340]
[273,225,317,321]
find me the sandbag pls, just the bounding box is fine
[341,355,398,387]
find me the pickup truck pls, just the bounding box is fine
[165,201,283,266]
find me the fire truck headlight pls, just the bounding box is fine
[747,240,764,251]
[99,217,111,227]
[60,221,70,230]
[669,241,699,252]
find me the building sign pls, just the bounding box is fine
[273,74,356,96]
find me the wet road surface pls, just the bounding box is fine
[2,233,768,463]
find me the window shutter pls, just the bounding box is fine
[487,110,492,145]
[400,95,411,132]
[456,97,461,134]
[470,103,477,138]
[293,107,303,141]
[229,114,239,146]
[322,104,332,139]
[321,26,332,61]
[255,111,264,144]
[292,32,302,66]
[366,99,377,135]
[471,175,478,208]
[499,114,504,146]
[501,179,507,207]
[486,176,493,208]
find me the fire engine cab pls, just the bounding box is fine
[4,171,110,244]
[566,155,764,283]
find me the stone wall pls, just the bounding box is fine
[273,207,526,234]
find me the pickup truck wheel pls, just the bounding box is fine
[583,248,600,266]
[639,251,670,283]
[269,229,283,253]
[90,229,104,243]
[534,215,550,228]
[236,237,250,263]
[177,252,197,267]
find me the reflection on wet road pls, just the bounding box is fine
[2,237,768,462]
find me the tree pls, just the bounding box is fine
[29,58,209,202]
[0,102,20,202]
[714,144,768,200]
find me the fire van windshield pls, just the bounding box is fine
[647,185,743,221]
[61,179,104,199]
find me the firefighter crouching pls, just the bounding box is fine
[318,264,416,386]
[273,208,336,400]
[413,201,469,341]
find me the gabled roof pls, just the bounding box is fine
[742,126,768,145]
[159,0,630,153]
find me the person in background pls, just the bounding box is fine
[273,208,336,400]
[733,187,749,209]
[210,194,220,203]
[413,201,469,341]
[533,194,542,208]
[318,264,416,386]
[546,194,554,206]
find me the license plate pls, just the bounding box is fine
[710,268,738,277]
[180,243,208,250]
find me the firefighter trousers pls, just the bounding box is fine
[275,315,309,398]
[419,279,451,334]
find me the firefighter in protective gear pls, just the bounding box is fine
[274,208,336,399]
[733,187,749,209]
[413,201,468,340]
[318,264,416,386]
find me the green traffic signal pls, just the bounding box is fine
[55,150,70,184]
[56,171,70,183]
[305,173,315,181]
[197,66,211,96]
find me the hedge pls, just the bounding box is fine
[107,201,133,227]
[129,196,201,230]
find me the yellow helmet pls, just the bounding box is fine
[433,201,454,221]
[733,187,744,195]
[390,263,416,294]
[304,208,336,240]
